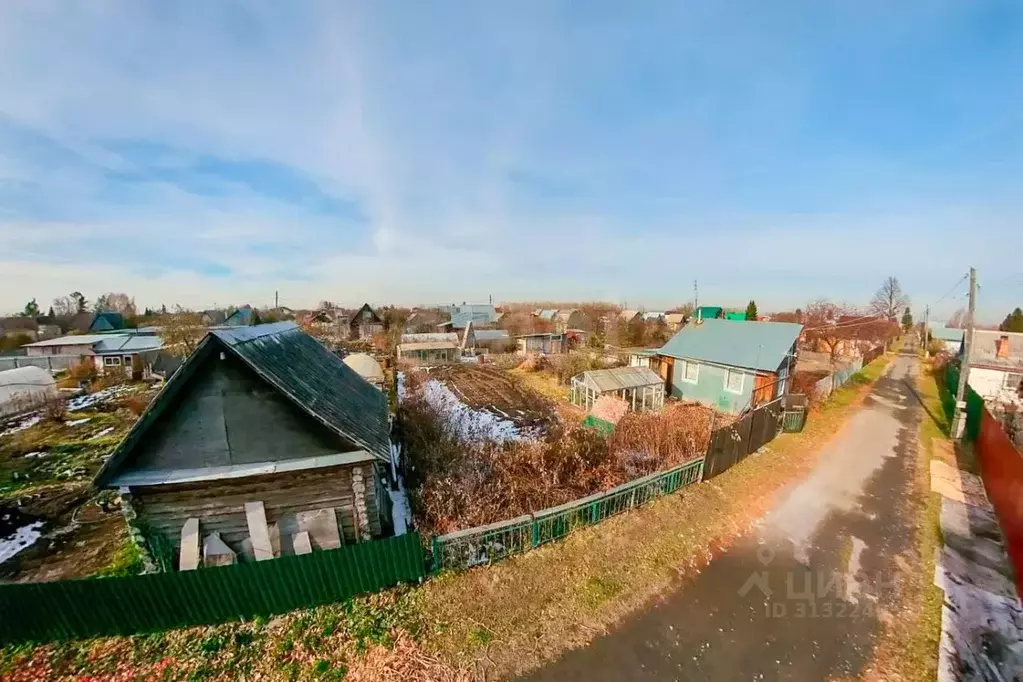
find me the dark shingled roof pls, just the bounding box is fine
[95,322,389,487]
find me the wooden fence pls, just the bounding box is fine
[702,398,784,479]
[0,532,426,645]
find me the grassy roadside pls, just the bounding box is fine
[865,358,945,681]
[0,349,900,681]
[416,349,901,679]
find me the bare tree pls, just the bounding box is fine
[947,307,969,329]
[51,295,76,316]
[94,292,137,316]
[803,300,851,366]
[158,312,206,356]
[870,277,909,320]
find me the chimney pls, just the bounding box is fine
[997,335,1010,359]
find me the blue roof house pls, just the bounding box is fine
[656,319,803,414]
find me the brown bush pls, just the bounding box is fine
[40,392,68,423]
[124,393,152,416]
[399,382,712,536]
[67,360,98,384]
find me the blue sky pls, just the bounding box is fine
[1,1,1021,321]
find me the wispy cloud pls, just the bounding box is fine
[1,1,1021,320]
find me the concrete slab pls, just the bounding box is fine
[245,501,274,561]
[296,508,341,550]
[293,531,312,555]
[203,532,237,567]
[930,459,991,509]
[934,546,1018,601]
[179,517,200,571]
[940,498,1013,578]
[937,578,1023,682]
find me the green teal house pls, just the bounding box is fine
[656,319,802,414]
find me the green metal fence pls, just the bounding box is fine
[944,363,984,442]
[782,409,807,433]
[0,531,427,645]
[431,458,705,571]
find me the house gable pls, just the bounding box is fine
[97,323,390,488]
[111,349,352,484]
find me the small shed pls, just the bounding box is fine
[397,341,460,365]
[571,367,665,412]
[0,366,57,417]
[95,322,392,567]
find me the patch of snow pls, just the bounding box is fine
[22,451,46,459]
[91,427,115,439]
[396,372,406,403]
[66,417,92,427]
[420,379,523,443]
[0,520,45,563]
[66,384,137,412]
[0,414,42,437]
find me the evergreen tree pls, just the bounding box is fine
[901,307,913,331]
[745,300,758,321]
[22,298,40,317]
[1000,307,1023,333]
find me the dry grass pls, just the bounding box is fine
[417,351,900,679]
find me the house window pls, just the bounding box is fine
[680,360,699,384]
[725,369,745,394]
[123,355,133,365]
[103,357,121,366]
[1003,373,1023,390]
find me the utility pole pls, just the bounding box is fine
[693,280,699,311]
[951,267,977,440]
[274,290,279,310]
[923,305,930,358]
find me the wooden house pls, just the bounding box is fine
[94,322,392,567]
[341,303,385,340]
[656,319,802,414]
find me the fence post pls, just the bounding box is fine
[431,535,442,573]
[530,514,539,548]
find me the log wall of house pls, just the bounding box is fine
[131,463,383,559]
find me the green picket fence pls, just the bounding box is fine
[0,531,426,645]
[431,458,705,571]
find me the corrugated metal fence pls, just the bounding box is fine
[0,532,426,645]
[0,355,78,372]
[432,458,706,571]
[702,398,784,479]
[810,345,885,400]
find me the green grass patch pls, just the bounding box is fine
[576,574,625,609]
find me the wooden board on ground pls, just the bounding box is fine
[179,517,200,571]
[244,501,274,561]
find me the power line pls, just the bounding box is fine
[931,273,969,308]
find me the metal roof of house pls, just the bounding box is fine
[930,327,965,343]
[694,306,723,320]
[969,330,1023,370]
[439,311,492,329]
[657,319,803,372]
[22,334,111,348]
[401,333,459,344]
[398,341,459,351]
[573,367,664,393]
[92,335,165,354]
[665,313,686,324]
[473,329,509,341]
[620,309,641,321]
[95,322,390,486]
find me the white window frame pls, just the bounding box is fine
[1003,372,1023,389]
[724,368,745,394]
[680,360,700,384]
[103,356,121,366]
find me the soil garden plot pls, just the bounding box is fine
[0,382,157,581]
[426,365,558,434]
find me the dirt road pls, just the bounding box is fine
[520,353,920,681]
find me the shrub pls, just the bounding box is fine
[40,392,68,423]
[125,393,152,416]
[67,360,98,384]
